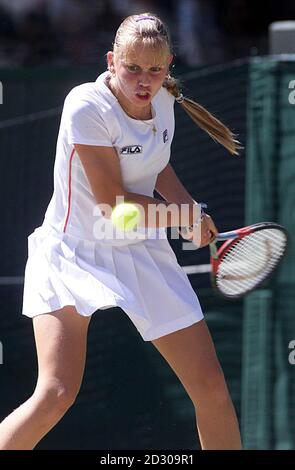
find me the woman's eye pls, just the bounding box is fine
[126,65,139,72]
[126,65,163,73]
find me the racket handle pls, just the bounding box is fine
[216,231,238,241]
[210,230,238,259]
[209,240,218,259]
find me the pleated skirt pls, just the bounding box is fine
[22,225,204,341]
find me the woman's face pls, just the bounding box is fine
[107,43,173,116]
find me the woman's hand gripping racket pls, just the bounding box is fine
[209,222,288,298]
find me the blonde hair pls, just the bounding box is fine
[113,13,241,156]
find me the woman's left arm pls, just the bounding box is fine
[155,163,218,247]
[155,163,195,205]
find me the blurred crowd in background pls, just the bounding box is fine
[0,0,295,68]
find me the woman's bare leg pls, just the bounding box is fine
[0,306,91,450]
[151,319,242,450]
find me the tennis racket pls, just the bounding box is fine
[209,222,288,299]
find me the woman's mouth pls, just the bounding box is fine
[135,91,151,101]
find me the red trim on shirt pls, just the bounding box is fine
[63,148,75,233]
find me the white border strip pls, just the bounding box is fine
[0,266,211,286]
[182,264,211,275]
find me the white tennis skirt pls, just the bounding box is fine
[22,225,204,341]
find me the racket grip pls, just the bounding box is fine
[209,240,218,259]
[216,231,238,241]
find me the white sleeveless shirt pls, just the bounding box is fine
[42,71,176,245]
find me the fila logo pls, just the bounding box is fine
[120,145,143,155]
[163,129,168,143]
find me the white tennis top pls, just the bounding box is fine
[42,71,175,245]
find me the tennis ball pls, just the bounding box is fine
[111,203,141,231]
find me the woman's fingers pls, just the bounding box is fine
[200,214,219,247]
[203,214,218,236]
[178,213,219,249]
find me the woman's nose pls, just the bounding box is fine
[138,71,151,86]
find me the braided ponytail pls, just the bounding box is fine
[163,75,242,156]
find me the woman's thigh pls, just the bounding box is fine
[151,319,226,404]
[32,306,92,394]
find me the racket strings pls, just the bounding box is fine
[216,229,287,296]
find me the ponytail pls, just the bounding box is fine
[162,75,242,156]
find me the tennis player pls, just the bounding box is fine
[0,13,242,449]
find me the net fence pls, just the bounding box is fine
[242,57,295,450]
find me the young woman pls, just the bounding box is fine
[0,13,242,450]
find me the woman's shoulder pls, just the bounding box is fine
[65,72,110,100]
[63,74,115,117]
[65,81,107,106]
[155,85,176,106]
[152,86,175,118]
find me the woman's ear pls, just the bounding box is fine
[166,54,174,75]
[107,51,115,73]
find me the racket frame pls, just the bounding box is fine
[209,222,289,299]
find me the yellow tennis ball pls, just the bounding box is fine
[111,203,141,231]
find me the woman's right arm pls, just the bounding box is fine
[74,144,198,228]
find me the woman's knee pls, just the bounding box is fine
[33,378,80,418]
[190,367,230,409]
